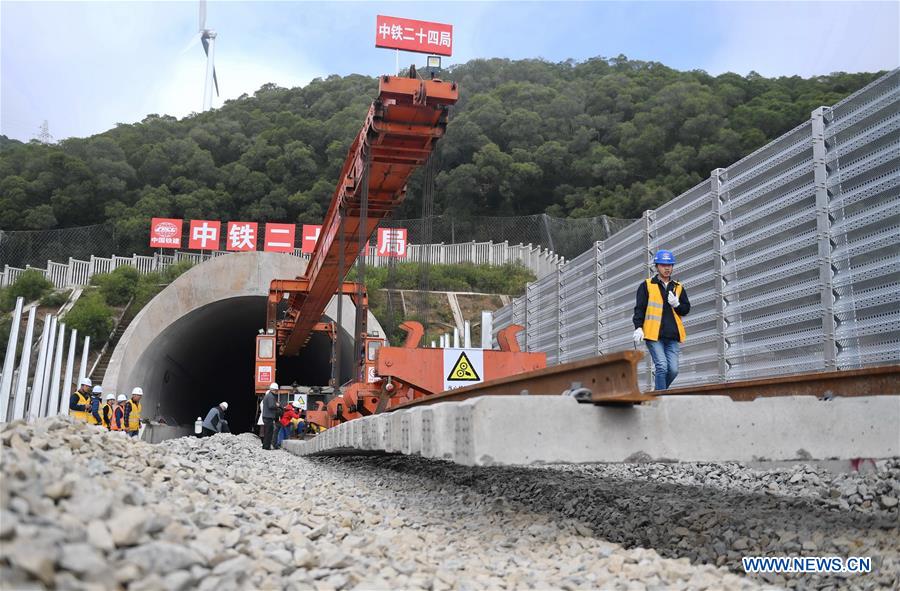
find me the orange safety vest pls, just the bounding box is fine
[113,405,125,431]
[126,400,142,432]
[104,403,123,430]
[641,278,686,342]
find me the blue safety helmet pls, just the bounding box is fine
[653,250,676,265]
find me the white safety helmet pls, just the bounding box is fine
[292,401,302,409]
[93,385,103,394]
[219,402,229,410]
[80,377,92,387]
[106,393,116,401]
[268,383,279,391]
[117,394,127,402]
[131,387,144,397]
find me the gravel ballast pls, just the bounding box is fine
[1,415,897,590]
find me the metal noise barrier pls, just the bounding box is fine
[494,69,900,390]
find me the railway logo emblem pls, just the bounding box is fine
[447,352,480,382]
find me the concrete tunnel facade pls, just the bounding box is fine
[102,251,383,433]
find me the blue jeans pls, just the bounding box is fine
[646,338,680,390]
[276,425,291,448]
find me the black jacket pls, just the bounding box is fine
[69,389,89,412]
[633,275,691,341]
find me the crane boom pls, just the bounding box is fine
[273,74,458,356]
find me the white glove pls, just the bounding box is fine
[667,291,679,308]
[633,328,644,343]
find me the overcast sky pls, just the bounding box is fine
[2,1,898,142]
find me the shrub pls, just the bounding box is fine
[349,262,535,295]
[0,269,54,311]
[0,313,10,355]
[63,291,114,344]
[92,265,140,306]
[40,289,71,308]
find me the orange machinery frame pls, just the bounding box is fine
[303,323,545,429]
[255,72,546,429]
[255,74,459,396]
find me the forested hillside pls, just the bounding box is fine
[0,55,878,252]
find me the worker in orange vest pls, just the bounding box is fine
[111,395,127,431]
[633,250,690,390]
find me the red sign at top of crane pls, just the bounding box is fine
[375,15,452,56]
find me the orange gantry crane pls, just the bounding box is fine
[254,72,545,429]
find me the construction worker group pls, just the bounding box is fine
[69,377,143,436]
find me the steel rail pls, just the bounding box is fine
[661,365,900,400]
[386,357,899,411]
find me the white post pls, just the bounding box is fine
[12,307,36,420]
[37,316,57,417]
[62,329,77,416]
[481,311,493,350]
[79,335,90,384]
[453,328,460,348]
[431,340,436,348]
[439,335,445,348]
[48,322,65,416]
[0,296,24,421]
[28,314,52,420]
[463,321,471,349]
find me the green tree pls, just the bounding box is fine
[0,58,880,235]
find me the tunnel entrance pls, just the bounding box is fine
[128,296,356,434]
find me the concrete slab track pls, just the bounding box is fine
[283,395,900,466]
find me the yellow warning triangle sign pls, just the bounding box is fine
[447,351,481,381]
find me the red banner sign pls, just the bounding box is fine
[301,224,322,254]
[188,220,221,250]
[226,221,258,251]
[264,223,296,253]
[376,15,452,56]
[149,219,410,257]
[377,228,408,258]
[149,218,183,248]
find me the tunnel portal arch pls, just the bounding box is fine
[103,251,383,433]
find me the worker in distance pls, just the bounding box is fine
[633,250,691,390]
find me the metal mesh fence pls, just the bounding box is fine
[494,69,900,389]
[380,214,633,260]
[1,214,633,271]
[0,224,121,269]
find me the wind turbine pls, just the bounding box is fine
[198,0,219,111]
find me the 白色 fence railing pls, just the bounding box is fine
[0,240,563,290]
